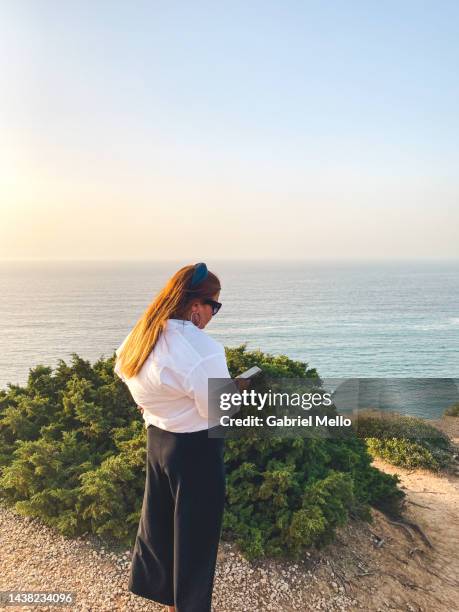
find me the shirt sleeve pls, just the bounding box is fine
[157,365,188,393]
[114,333,131,382]
[114,349,127,382]
[183,352,237,420]
[114,360,125,381]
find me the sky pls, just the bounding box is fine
[1,0,458,261]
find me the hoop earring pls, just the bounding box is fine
[190,311,201,327]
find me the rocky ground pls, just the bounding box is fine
[1,417,458,612]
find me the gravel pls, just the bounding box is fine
[0,503,354,611]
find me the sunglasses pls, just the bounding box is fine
[203,299,222,316]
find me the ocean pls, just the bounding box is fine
[1,260,458,417]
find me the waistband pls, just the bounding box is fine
[147,423,223,439]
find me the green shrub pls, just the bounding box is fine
[444,402,459,417]
[222,346,404,557]
[355,410,454,471]
[0,347,404,559]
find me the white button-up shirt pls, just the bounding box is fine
[114,318,232,432]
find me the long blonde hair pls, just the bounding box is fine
[116,264,221,379]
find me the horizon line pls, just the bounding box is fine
[1,257,458,264]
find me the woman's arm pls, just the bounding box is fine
[136,380,249,414]
[136,360,250,418]
[234,377,251,391]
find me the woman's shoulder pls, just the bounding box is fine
[166,319,224,359]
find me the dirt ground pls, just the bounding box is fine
[315,458,459,611]
[226,416,459,611]
[311,416,459,611]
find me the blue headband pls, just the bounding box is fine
[190,262,208,288]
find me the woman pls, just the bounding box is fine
[114,262,240,612]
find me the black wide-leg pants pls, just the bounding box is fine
[128,424,226,611]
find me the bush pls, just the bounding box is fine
[444,402,459,417]
[221,346,404,558]
[0,347,404,559]
[355,410,454,471]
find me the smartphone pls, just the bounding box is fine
[235,366,262,380]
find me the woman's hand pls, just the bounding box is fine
[234,377,251,392]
